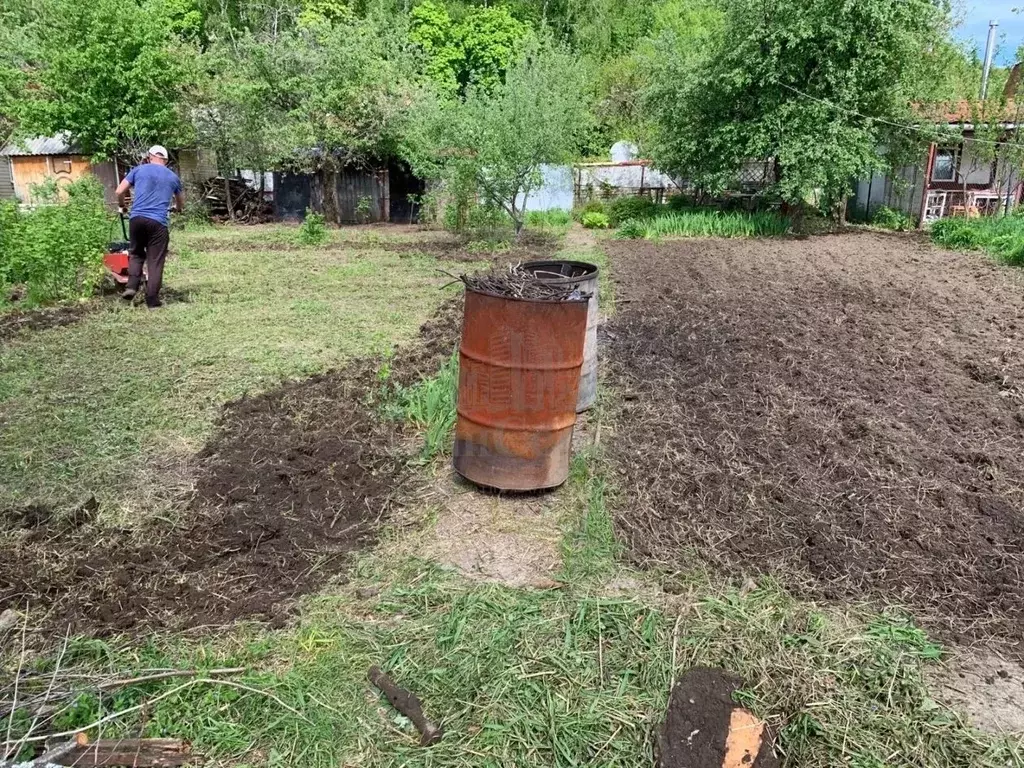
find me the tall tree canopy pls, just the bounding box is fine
[410,1,528,94]
[17,0,197,159]
[645,0,954,213]
[409,40,589,234]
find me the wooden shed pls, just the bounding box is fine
[0,135,101,203]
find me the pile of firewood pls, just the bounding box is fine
[199,176,273,223]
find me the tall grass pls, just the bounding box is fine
[525,209,572,230]
[392,352,459,462]
[617,210,790,239]
[930,215,1024,265]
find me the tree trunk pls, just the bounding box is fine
[321,166,340,224]
[832,196,848,226]
[224,175,235,222]
[510,196,524,239]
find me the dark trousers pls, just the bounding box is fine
[127,216,169,305]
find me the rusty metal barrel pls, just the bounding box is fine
[453,287,589,491]
[523,260,599,412]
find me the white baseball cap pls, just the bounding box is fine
[148,145,168,159]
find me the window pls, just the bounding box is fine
[932,147,958,182]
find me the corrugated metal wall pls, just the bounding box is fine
[273,169,390,223]
[90,161,120,207]
[0,157,14,199]
[336,168,388,223]
[852,165,924,223]
[274,172,312,220]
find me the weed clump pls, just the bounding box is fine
[298,209,329,245]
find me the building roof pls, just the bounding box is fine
[0,134,75,157]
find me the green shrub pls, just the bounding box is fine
[871,206,912,232]
[173,198,212,229]
[573,200,606,221]
[298,209,329,245]
[990,233,1024,266]
[581,211,610,230]
[615,219,647,239]
[0,201,24,287]
[1,176,110,304]
[608,196,660,225]
[666,195,696,212]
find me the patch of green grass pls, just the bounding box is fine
[0,227,460,522]
[616,210,790,239]
[525,209,572,235]
[9,556,1021,768]
[389,352,459,462]
[561,448,620,585]
[930,215,1024,265]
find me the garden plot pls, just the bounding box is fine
[605,231,1024,650]
[0,224,510,636]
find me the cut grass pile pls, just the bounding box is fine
[930,215,1024,265]
[0,225,462,522]
[4,446,1020,768]
[617,210,790,239]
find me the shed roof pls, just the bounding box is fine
[0,134,76,156]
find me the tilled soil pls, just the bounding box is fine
[0,303,96,342]
[606,232,1024,648]
[0,302,461,637]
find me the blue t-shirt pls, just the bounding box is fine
[126,164,182,227]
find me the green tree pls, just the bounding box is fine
[410,40,589,235]
[646,0,950,217]
[583,0,723,154]
[410,1,527,94]
[0,0,44,148]
[17,0,196,159]
[220,15,424,222]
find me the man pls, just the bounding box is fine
[114,145,184,308]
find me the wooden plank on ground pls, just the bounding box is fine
[52,738,197,767]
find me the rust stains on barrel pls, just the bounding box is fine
[454,287,588,491]
[523,260,599,412]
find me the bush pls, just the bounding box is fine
[581,211,610,230]
[872,206,912,232]
[666,194,696,213]
[572,200,606,221]
[172,198,212,229]
[990,233,1024,266]
[608,196,660,225]
[467,204,511,234]
[298,209,329,245]
[615,219,647,239]
[0,176,110,304]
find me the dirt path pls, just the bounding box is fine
[404,225,601,589]
[605,232,1024,650]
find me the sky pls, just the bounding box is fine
[956,1,1024,65]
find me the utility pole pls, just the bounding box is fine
[981,20,999,100]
